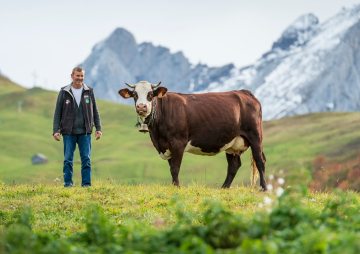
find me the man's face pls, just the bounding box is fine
[71,71,85,87]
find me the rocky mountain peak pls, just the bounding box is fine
[82,28,234,104]
[105,27,136,46]
[102,28,138,66]
[272,13,319,50]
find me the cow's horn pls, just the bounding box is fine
[152,81,161,88]
[125,82,136,88]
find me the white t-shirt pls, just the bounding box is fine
[71,86,83,107]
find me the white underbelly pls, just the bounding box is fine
[185,136,249,156]
[159,136,249,160]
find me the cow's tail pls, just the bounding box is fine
[250,151,259,189]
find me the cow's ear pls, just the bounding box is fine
[154,86,168,98]
[118,88,133,99]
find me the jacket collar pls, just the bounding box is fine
[63,83,89,92]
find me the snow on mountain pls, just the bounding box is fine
[272,13,319,50]
[201,6,360,120]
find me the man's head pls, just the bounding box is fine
[118,81,168,118]
[71,66,85,88]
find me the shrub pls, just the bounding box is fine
[1,187,360,253]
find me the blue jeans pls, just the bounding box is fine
[63,134,92,187]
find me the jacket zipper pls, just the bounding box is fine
[64,89,75,134]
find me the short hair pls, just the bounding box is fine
[72,66,85,75]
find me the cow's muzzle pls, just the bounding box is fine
[136,104,147,116]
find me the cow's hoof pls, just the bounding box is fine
[259,187,267,192]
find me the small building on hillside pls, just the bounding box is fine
[32,153,48,164]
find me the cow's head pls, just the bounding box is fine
[118,81,168,118]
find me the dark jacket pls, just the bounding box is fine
[53,83,102,135]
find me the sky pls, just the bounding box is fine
[1,0,360,91]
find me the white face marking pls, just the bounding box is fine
[134,81,153,118]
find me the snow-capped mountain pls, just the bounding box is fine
[82,5,360,120]
[201,6,360,120]
[81,28,233,105]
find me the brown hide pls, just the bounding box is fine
[146,90,267,190]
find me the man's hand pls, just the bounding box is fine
[53,133,61,141]
[95,131,102,140]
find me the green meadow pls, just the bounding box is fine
[0,74,360,187]
[1,183,360,253]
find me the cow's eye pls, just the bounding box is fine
[147,93,153,101]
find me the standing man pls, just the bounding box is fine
[53,66,102,187]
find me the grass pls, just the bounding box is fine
[1,75,360,188]
[0,181,351,233]
[0,182,355,233]
[1,182,360,253]
[0,182,260,233]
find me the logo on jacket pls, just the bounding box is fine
[66,100,70,104]
[86,99,89,103]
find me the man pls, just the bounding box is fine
[53,66,102,187]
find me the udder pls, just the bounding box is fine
[225,136,250,155]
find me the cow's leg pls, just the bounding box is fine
[251,146,267,191]
[249,141,267,191]
[167,143,185,186]
[221,153,242,188]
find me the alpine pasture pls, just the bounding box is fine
[1,75,360,187]
[1,75,360,253]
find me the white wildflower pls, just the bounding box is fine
[277,178,285,185]
[279,170,284,174]
[258,203,264,208]
[267,184,273,191]
[276,187,284,197]
[269,175,274,180]
[264,196,272,205]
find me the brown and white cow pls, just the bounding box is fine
[118,81,267,190]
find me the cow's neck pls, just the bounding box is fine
[147,97,164,153]
[143,98,157,126]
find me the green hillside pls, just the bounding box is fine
[1,75,360,187]
[0,75,26,95]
